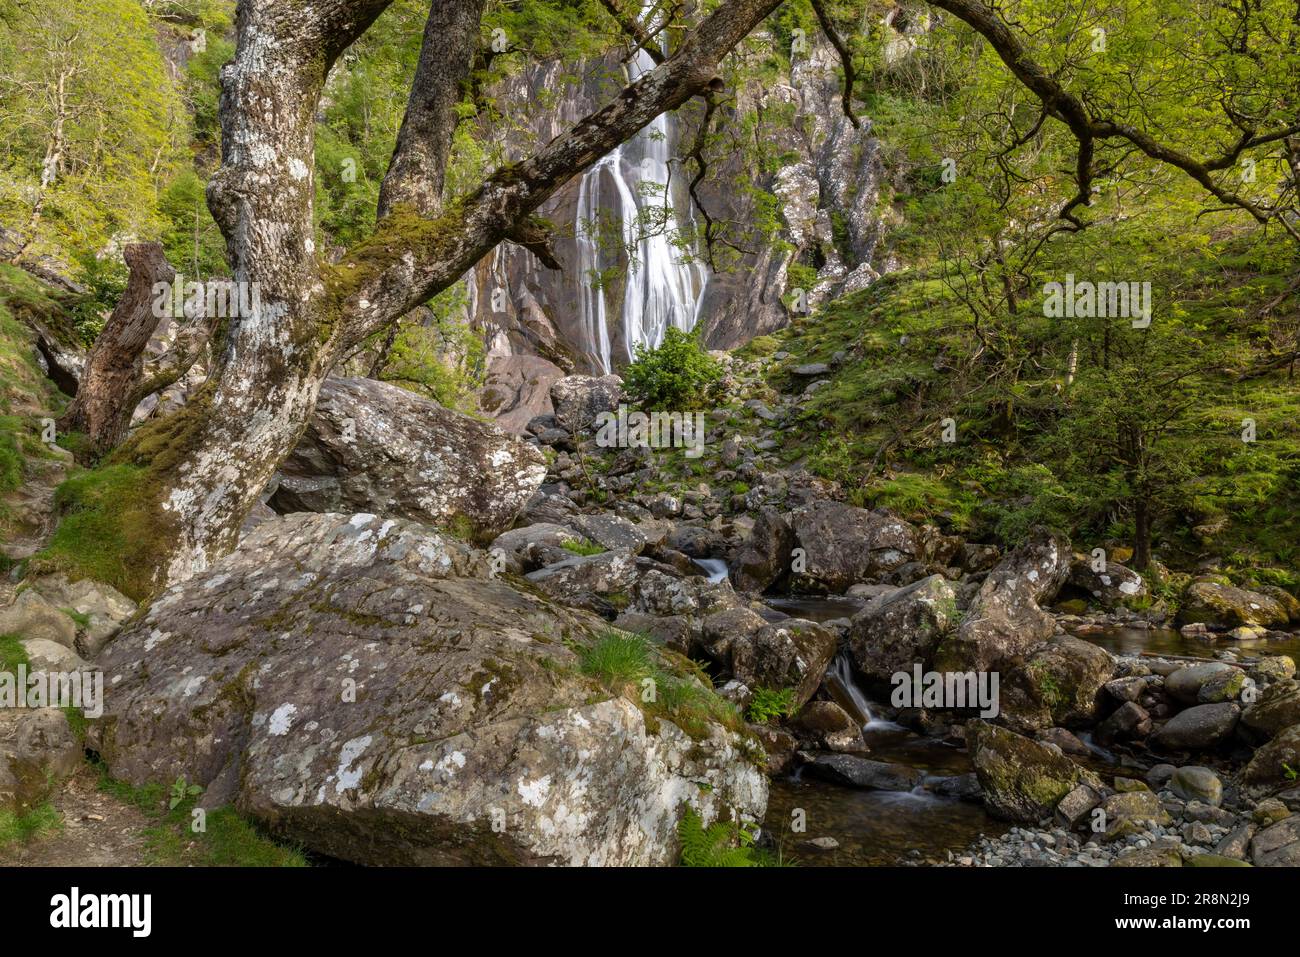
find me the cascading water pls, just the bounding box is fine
[573,7,707,373]
[824,652,904,732]
[692,558,730,584]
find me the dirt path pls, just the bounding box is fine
[0,762,154,867]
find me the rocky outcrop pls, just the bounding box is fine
[1067,559,1147,608]
[731,506,795,593]
[1001,637,1115,732]
[728,619,836,709]
[269,377,546,538]
[933,529,1071,673]
[549,374,622,434]
[89,513,765,866]
[479,354,565,435]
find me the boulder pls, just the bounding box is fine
[25,574,137,659]
[700,606,768,662]
[731,507,795,593]
[567,514,648,553]
[479,354,564,435]
[933,530,1072,672]
[630,569,740,619]
[1257,585,1300,624]
[549,374,623,433]
[1150,703,1240,751]
[0,589,77,648]
[965,720,1097,824]
[787,501,919,592]
[1251,816,1300,866]
[1178,581,1289,629]
[524,549,640,611]
[1100,790,1172,841]
[270,377,546,538]
[0,708,81,810]
[1001,636,1115,732]
[1165,661,1238,704]
[1169,766,1223,807]
[489,522,583,573]
[89,513,765,866]
[1067,559,1147,608]
[1242,680,1300,738]
[846,575,958,685]
[729,619,836,710]
[1243,723,1300,783]
[1055,783,1101,828]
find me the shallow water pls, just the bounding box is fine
[764,595,864,622]
[1073,624,1300,663]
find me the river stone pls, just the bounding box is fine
[524,548,640,610]
[0,589,77,648]
[1169,766,1223,806]
[787,500,919,593]
[847,574,957,685]
[1068,559,1147,608]
[89,513,765,866]
[270,377,547,538]
[802,754,923,791]
[1101,790,1172,841]
[1257,585,1300,623]
[1150,703,1240,750]
[1178,581,1289,629]
[1001,636,1115,732]
[700,606,768,662]
[1250,656,1296,685]
[933,529,1072,673]
[966,720,1098,824]
[1055,783,1101,828]
[1242,681,1300,738]
[1215,824,1256,859]
[1197,668,1246,703]
[1243,723,1300,783]
[1095,701,1152,744]
[1251,816,1300,866]
[1164,662,1238,704]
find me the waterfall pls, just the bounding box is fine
[573,9,708,373]
[824,652,904,731]
[692,558,730,584]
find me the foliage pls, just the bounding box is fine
[746,687,797,724]
[622,327,723,412]
[560,537,604,556]
[678,809,779,867]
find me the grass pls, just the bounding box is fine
[560,537,605,557]
[0,802,62,847]
[574,630,749,741]
[60,607,90,629]
[93,761,308,867]
[0,632,28,676]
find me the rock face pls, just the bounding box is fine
[787,501,919,593]
[847,574,957,686]
[1178,581,1289,628]
[935,530,1071,673]
[966,721,1096,824]
[1243,681,1300,738]
[1244,724,1300,783]
[478,354,565,435]
[89,513,766,866]
[269,377,546,538]
[728,619,836,709]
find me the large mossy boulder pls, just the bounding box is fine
[270,377,547,539]
[966,720,1098,824]
[1177,581,1289,629]
[89,513,765,866]
[1000,636,1115,732]
[847,574,958,687]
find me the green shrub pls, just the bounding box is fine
[621,327,722,412]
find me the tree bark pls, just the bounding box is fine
[57,243,175,460]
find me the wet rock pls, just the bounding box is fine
[926,772,982,802]
[1242,680,1300,738]
[1178,581,1289,629]
[1150,703,1241,750]
[271,377,547,538]
[966,720,1098,824]
[846,574,958,685]
[933,530,1071,673]
[1197,668,1247,704]
[1111,846,1183,867]
[1169,766,1223,807]
[90,513,765,866]
[1096,701,1153,744]
[802,754,923,791]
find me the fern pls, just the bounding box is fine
[678,809,777,867]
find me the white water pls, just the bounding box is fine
[825,652,905,732]
[573,7,707,373]
[692,558,729,584]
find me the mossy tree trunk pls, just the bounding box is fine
[96,0,784,594]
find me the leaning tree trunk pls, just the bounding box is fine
[58,243,175,460]
[97,0,782,596]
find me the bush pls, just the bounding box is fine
[621,327,722,412]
